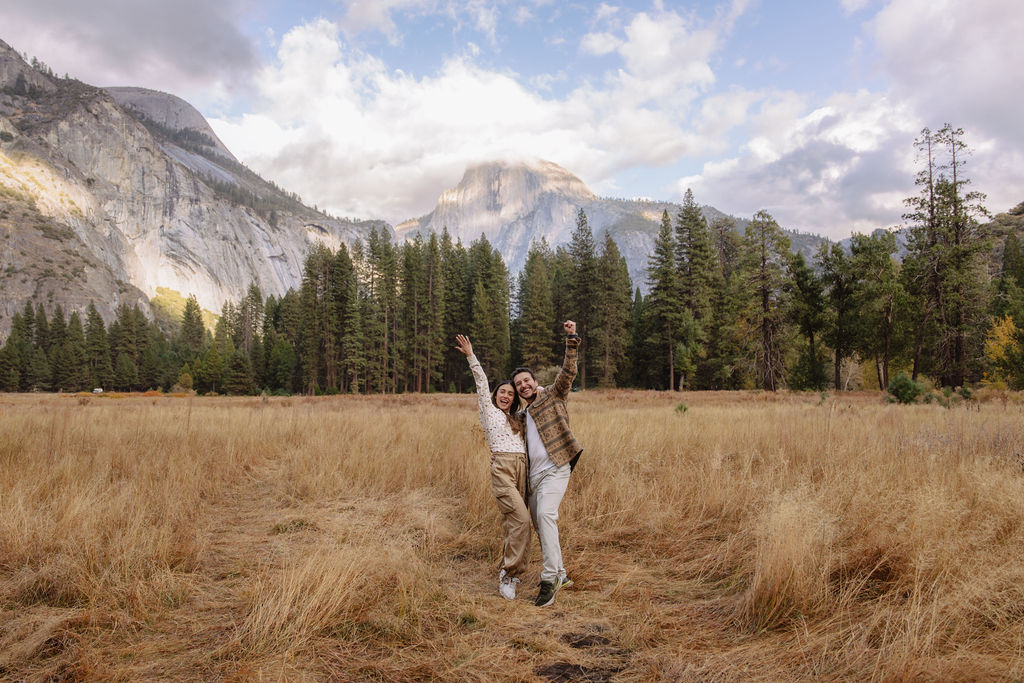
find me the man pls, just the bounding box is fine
[512,319,582,607]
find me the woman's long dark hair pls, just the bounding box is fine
[491,380,524,436]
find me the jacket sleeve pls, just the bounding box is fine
[549,335,580,400]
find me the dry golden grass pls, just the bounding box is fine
[2,390,1024,681]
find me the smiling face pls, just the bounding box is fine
[494,383,516,412]
[512,370,538,402]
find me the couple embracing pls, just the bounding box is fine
[455,321,582,607]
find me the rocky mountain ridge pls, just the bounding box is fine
[0,38,387,336]
[397,160,829,290]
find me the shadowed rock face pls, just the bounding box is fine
[0,38,387,336]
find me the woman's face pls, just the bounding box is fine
[494,384,516,412]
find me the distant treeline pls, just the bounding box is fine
[2,125,1023,395]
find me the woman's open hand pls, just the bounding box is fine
[455,334,473,357]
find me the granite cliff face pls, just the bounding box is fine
[397,160,736,290]
[397,160,839,290]
[0,38,387,336]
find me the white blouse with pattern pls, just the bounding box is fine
[468,354,526,454]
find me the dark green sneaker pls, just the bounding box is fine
[535,581,556,607]
[556,573,573,591]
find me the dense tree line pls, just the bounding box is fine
[3,125,1023,395]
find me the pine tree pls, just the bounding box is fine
[591,232,633,387]
[113,352,138,391]
[675,189,718,388]
[740,210,791,391]
[645,210,685,389]
[422,233,446,392]
[335,244,365,393]
[517,238,557,370]
[399,237,429,391]
[440,229,471,392]
[180,295,205,355]
[850,231,906,390]
[299,243,338,393]
[568,209,598,388]
[364,228,399,393]
[65,311,87,391]
[84,303,113,389]
[786,251,828,390]
[467,235,511,378]
[32,303,50,357]
[902,124,990,386]
[223,349,255,395]
[819,242,858,390]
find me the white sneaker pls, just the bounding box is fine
[498,569,520,600]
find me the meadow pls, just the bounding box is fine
[2,389,1024,681]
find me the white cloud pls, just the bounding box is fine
[0,0,257,111]
[680,89,922,238]
[594,3,620,22]
[580,32,622,56]
[212,13,746,225]
[840,0,873,14]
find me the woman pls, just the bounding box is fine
[455,334,530,600]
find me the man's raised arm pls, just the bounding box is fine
[550,320,580,400]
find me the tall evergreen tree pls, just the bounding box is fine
[84,303,113,389]
[180,295,205,355]
[740,210,791,391]
[902,124,990,386]
[591,232,633,387]
[850,231,906,389]
[645,210,685,389]
[440,228,471,392]
[422,233,446,392]
[467,235,511,378]
[299,243,338,393]
[517,238,557,370]
[786,251,828,390]
[819,241,858,390]
[568,209,598,388]
[675,189,718,388]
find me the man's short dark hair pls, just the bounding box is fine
[512,366,535,381]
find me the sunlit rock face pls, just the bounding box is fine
[396,160,832,291]
[397,159,683,289]
[0,38,387,335]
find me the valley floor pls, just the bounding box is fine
[2,390,1024,681]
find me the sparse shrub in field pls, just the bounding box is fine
[888,373,923,404]
[675,402,688,414]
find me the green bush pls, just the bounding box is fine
[888,373,923,404]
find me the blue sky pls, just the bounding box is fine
[2,0,1022,237]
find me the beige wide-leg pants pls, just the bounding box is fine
[490,451,531,578]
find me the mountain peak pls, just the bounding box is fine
[406,159,595,245]
[105,86,237,162]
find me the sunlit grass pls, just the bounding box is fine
[2,390,1023,680]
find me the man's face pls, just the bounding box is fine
[513,371,538,402]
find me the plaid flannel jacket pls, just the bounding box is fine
[522,336,582,469]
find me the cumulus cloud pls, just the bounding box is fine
[211,11,738,224]
[675,0,1024,237]
[681,90,921,237]
[0,0,257,109]
[580,32,622,56]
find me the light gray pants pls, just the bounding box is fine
[528,462,571,583]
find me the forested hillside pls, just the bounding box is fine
[3,125,1022,395]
